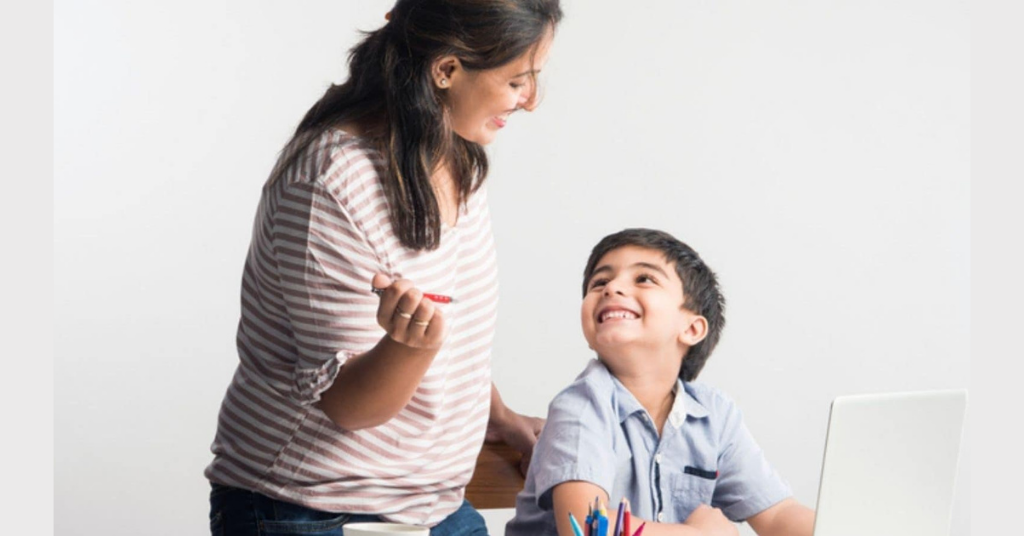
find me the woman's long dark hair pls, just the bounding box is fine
[271,0,562,250]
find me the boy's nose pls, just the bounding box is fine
[603,283,626,297]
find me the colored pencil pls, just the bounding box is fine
[622,499,631,536]
[569,512,585,536]
[370,286,455,304]
[632,522,647,536]
[613,499,625,536]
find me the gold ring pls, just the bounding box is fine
[412,320,430,327]
[397,311,413,319]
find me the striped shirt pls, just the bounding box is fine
[204,129,498,526]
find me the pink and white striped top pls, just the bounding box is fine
[205,129,498,526]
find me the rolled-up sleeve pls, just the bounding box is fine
[712,398,793,521]
[532,380,619,510]
[271,179,383,405]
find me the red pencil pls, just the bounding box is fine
[632,522,646,536]
[371,286,455,304]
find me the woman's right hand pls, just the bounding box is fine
[373,274,447,350]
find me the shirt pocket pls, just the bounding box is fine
[667,471,717,522]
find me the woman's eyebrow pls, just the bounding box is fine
[512,69,540,77]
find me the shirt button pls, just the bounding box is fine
[655,454,662,464]
[657,512,665,522]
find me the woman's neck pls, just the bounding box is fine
[431,164,460,227]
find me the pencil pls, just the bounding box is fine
[632,522,646,536]
[569,512,585,536]
[622,499,631,536]
[585,504,593,536]
[613,499,625,536]
[370,286,455,304]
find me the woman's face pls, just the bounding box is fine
[441,33,554,145]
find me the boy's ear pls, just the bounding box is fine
[678,313,708,347]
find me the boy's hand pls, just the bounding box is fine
[684,505,739,536]
[373,274,447,350]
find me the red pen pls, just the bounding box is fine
[371,286,455,304]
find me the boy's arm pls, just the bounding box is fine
[551,481,608,536]
[551,482,738,536]
[745,498,815,536]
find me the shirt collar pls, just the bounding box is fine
[668,380,710,425]
[613,375,710,427]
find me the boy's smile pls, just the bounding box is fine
[596,305,640,323]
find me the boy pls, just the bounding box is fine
[505,229,815,536]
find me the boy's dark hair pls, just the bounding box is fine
[581,228,726,382]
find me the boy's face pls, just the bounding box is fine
[581,246,707,370]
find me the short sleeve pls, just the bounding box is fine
[271,178,384,405]
[531,381,619,510]
[711,398,793,521]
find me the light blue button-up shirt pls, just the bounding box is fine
[506,360,791,536]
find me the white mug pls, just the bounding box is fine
[342,522,429,536]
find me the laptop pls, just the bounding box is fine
[812,389,967,536]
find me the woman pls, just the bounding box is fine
[205,1,563,534]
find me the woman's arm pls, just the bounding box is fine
[316,274,447,430]
[487,383,546,474]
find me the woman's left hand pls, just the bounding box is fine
[486,409,545,476]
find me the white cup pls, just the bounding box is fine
[342,522,429,536]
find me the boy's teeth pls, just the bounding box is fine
[601,310,639,322]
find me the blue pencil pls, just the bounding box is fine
[569,512,585,536]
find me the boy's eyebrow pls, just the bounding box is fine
[587,265,613,283]
[632,262,670,278]
[588,262,671,282]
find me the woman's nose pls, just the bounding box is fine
[519,88,538,112]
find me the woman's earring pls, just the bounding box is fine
[439,78,448,87]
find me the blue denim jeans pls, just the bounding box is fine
[209,483,489,536]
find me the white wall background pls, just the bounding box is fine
[54,1,969,535]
